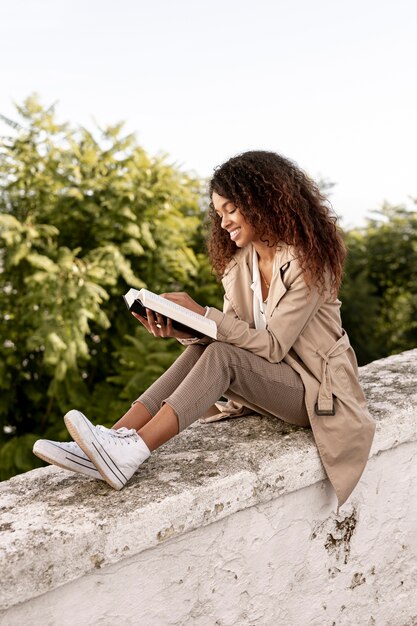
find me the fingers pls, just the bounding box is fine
[132,311,164,337]
[159,292,182,304]
[146,309,159,336]
[155,312,168,337]
[133,305,198,340]
[146,309,172,338]
[132,312,151,332]
[159,292,205,316]
[160,292,186,303]
[133,308,178,339]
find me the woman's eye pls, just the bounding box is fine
[215,207,237,218]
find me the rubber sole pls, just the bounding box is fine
[32,443,102,480]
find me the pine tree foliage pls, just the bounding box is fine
[0,96,205,479]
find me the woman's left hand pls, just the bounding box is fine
[159,292,206,316]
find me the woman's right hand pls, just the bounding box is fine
[132,309,196,340]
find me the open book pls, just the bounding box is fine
[123,288,217,339]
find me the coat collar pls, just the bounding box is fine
[222,243,296,278]
[222,244,298,319]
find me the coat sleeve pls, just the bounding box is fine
[222,292,239,318]
[176,290,238,347]
[206,261,325,363]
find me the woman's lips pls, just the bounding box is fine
[229,227,241,241]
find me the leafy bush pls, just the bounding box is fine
[340,204,417,365]
[2,96,415,480]
[0,96,223,480]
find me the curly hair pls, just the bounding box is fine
[207,150,346,296]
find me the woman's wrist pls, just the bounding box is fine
[177,336,199,345]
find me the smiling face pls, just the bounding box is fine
[212,191,257,248]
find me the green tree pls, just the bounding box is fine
[0,96,210,479]
[340,203,417,364]
[4,97,415,481]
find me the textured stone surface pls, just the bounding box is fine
[2,441,417,626]
[0,349,416,623]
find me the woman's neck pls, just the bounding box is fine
[253,241,276,265]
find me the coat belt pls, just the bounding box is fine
[315,331,350,416]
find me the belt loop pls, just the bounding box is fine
[316,349,334,416]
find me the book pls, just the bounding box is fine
[123,288,217,339]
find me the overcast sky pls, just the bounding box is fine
[2,0,416,228]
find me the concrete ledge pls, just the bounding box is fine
[1,349,417,623]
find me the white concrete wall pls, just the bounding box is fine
[1,349,417,626]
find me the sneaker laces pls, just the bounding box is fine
[96,424,138,445]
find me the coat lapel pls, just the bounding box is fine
[222,247,254,323]
[222,244,297,323]
[265,246,296,319]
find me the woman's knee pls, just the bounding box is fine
[203,341,235,361]
[178,344,206,364]
[183,344,206,356]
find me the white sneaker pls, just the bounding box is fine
[33,439,103,480]
[64,409,151,490]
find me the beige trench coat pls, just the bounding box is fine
[204,244,376,510]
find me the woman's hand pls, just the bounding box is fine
[132,310,195,339]
[132,292,205,339]
[159,292,206,316]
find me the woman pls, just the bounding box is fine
[33,150,376,511]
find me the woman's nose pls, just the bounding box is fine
[221,215,231,229]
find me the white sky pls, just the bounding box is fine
[1,0,416,228]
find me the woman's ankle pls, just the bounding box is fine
[138,403,179,452]
[112,401,153,431]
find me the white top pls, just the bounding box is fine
[251,247,268,330]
